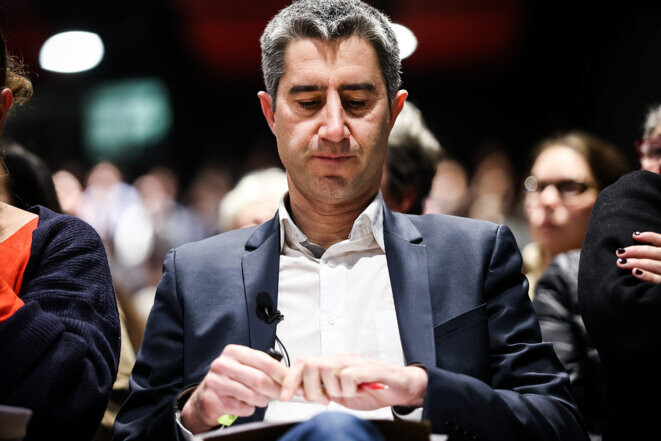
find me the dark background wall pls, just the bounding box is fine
[2,0,660,191]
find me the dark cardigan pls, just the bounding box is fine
[0,206,120,440]
[578,170,661,440]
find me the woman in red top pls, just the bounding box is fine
[0,32,120,441]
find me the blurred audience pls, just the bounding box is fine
[637,103,661,174]
[185,165,232,236]
[521,131,630,295]
[531,132,632,439]
[467,148,515,224]
[467,147,530,247]
[52,169,83,215]
[0,32,120,441]
[424,158,470,217]
[380,101,442,214]
[0,139,61,212]
[218,167,288,232]
[534,250,606,440]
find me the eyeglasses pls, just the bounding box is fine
[635,139,661,161]
[523,175,596,204]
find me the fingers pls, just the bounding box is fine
[630,268,661,285]
[281,355,362,403]
[181,381,257,433]
[632,231,661,246]
[303,359,330,404]
[616,235,661,285]
[222,344,289,386]
[181,344,287,434]
[280,361,304,401]
[209,355,281,400]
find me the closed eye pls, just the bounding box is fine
[345,100,366,110]
[298,100,322,110]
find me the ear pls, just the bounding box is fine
[258,91,276,134]
[388,89,408,129]
[0,88,13,136]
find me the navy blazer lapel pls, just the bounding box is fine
[242,214,281,353]
[383,207,436,368]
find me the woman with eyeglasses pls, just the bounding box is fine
[523,131,630,440]
[521,131,630,295]
[0,33,120,440]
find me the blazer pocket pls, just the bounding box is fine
[433,304,490,383]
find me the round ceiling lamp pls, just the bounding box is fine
[391,23,418,60]
[39,31,104,73]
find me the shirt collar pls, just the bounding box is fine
[277,191,386,254]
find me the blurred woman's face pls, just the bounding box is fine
[524,145,598,256]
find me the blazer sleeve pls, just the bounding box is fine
[113,249,189,441]
[423,225,586,441]
[0,214,120,441]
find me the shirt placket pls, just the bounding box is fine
[318,246,347,355]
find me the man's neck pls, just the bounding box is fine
[287,188,378,250]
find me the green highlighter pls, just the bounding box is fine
[216,348,285,427]
[217,414,238,427]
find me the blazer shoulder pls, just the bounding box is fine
[173,225,258,265]
[409,212,501,241]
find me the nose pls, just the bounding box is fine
[538,184,562,207]
[318,95,349,143]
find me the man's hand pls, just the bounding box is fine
[181,344,288,434]
[279,354,428,411]
[616,231,661,285]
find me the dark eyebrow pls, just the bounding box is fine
[288,84,326,94]
[288,83,377,94]
[339,83,377,93]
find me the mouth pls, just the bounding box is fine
[312,155,354,163]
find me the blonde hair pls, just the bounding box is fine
[1,33,33,107]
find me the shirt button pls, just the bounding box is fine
[327,259,337,268]
[328,316,337,325]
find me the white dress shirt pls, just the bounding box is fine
[264,192,406,422]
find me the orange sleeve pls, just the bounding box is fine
[0,217,38,322]
[0,278,25,321]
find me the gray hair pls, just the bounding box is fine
[643,103,661,139]
[260,0,401,107]
[385,101,443,214]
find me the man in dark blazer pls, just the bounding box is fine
[114,1,584,440]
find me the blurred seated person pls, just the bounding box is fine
[533,250,606,439]
[0,142,134,441]
[0,139,61,212]
[521,131,630,295]
[52,168,84,215]
[577,105,661,440]
[218,167,288,231]
[578,168,660,439]
[423,158,470,216]
[0,33,120,440]
[380,101,442,214]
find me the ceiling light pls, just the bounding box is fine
[40,31,104,73]
[391,23,418,60]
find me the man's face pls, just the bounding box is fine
[259,37,406,205]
